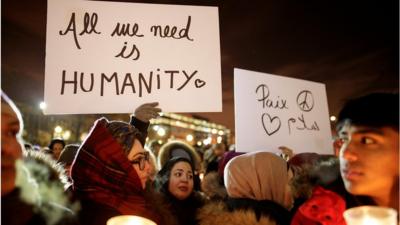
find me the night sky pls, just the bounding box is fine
[2,0,398,130]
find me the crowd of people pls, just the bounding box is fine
[1,90,399,225]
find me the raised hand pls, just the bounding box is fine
[134,102,161,122]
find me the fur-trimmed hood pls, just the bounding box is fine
[11,150,80,225]
[201,172,227,200]
[157,140,202,171]
[143,189,180,225]
[197,201,278,225]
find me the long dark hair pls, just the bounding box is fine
[155,157,195,196]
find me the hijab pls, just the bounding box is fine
[71,118,160,223]
[224,151,289,207]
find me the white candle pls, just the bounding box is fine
[343,206,397,225]
[363,216,383,225]
[107,215,157,225]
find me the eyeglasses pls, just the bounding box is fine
[130,152,150,171]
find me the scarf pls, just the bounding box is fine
[291,186,346,225]
[224,151,289,208]
[71,118,159,223]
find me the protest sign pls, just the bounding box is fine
[45,0,221,114]
[234,68,333,154]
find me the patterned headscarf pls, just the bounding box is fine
[71,118,160,223]
[106,120,143,155]
[224,151,289,208]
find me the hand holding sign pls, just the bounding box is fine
[134,102,161,122]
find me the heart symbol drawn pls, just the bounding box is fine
[261,113,281,136]
[194,79,206,88]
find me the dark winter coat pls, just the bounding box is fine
[156,157,205,225]
[162,191,205,225]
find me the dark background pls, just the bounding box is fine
[2,0,399,132]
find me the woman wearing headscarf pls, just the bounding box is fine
[155,157,205,225]
[157,140,203,191]
[201,150,244,201]
[197,151,293,225]
[71,118,175,225]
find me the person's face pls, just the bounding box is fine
[1,102,23,196]
[127,139,151,189]
[168,161,194,200]
[338,122,399,198]
[52,143,64,160]
[213,144,226,157]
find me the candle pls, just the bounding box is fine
[107,215,157,225]
[343,206,397,225]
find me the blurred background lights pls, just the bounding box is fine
[157,127,166,137]
[62,130,71,140]
[203,137,212,145]
[54,125,62,133]
[152,125,159,131]
[80,132,88,142]
[186,134,194,142]
[330,116,337,122]
[199,173,204,181]
[39,101,47,110]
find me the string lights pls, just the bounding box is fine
[149,112,231,146]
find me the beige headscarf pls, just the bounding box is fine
[224,151,289,207]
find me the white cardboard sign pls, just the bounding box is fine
[44,0,221,114]
[234,68,333,154]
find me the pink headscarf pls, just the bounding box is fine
[224,151,289,207]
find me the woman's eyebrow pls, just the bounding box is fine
[132,152,147,157]
[173,169,193,174]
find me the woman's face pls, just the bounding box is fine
[127,139,151,189]
[168,161,194,200]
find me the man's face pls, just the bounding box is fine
[338,121,399,198]
[1,102,23,196]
